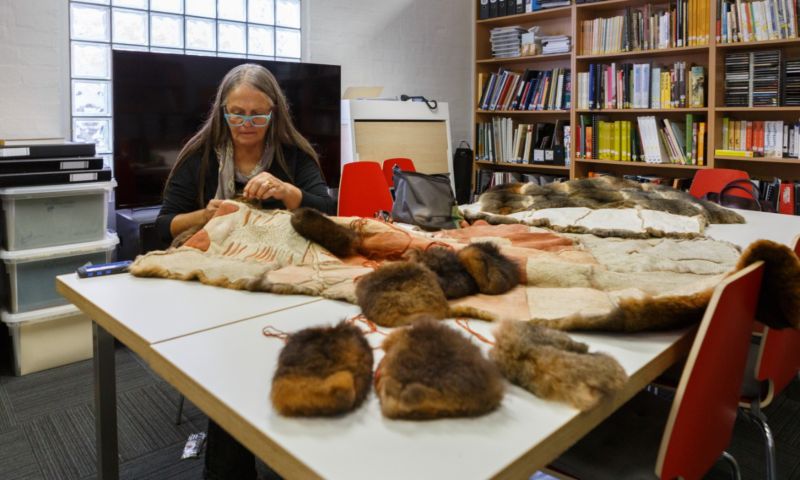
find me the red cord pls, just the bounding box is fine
[261,325,290,343]
[455,318,495,346]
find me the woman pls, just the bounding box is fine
[156,62,335,245]
[156,63,335,480]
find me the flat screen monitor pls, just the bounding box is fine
[112,51,340,210]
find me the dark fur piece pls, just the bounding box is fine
[478,176,745,224]
[375,318,504,419]
[490,320,627,410]
[407,247,479,299]
[458,242,521,295]
[737,239,800,329]
[271,322,373,416]
[291,207,360,258]
[355,262,449,327]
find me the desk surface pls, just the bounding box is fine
[56,273,320,345]
[705,209,800,249]
[153,300,692,479]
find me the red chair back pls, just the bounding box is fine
[656,261,764,480]
[338,161,393,218]
[753,235,800,406]
[689,168,751,200]
[382,158,416,188]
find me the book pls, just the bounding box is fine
[0,143,95,160]
[0,168,112,188]
[714,149,754,157]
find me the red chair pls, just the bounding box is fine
[689,168,751,200]
[551,261,764,480]
[739,235,800,480]
[382,157,416,188]
[338,161,393,218]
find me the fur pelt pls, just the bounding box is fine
[479,176,744,224]
[406,247,479,299]
[375,318,504,419]
[355,262,449,327]
[458,242,521,295]
[490,320,627,410]
[290,207,360,258]
[736,239,800,329]
[271,322,373,416]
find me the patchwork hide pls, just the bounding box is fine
[461,176,744,239]
[130,201,800,333]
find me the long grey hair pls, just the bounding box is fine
[165,63,320,208]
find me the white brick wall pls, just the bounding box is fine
[0,0,472,148]
[306,0,473,147]
[0,0,69,140]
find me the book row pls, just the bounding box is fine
[719,118,800,158]
[576,62,705,110]
[579,0,710,55]
[476,118,570,164]
[575,114,706,165]
[478,68,572,111]
[725,50,781,107]
[473,170,567,197]
[716,0,799,43]
[478,0,570,20]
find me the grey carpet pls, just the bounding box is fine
[0,327,799,479]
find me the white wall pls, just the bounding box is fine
[0,0,473,148]
[0,0,69,140]
[306,0,473,148]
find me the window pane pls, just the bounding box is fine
[218,0,245,21]
[186,0,215,17]
[218,21,246,53]
[186,17,216,51]
[275,27,300,58]
[112,0,147,8]
[71,42,111,79]
[186,49,218,57]
[72,80,111,116]
[76,0,110,4]
[151,0,183,13]
[113,44,148,52]
[248,0,274,25]
[112,8,148,45]
[70,3,110,42]
[151,13,184,48]
[276,0,300,28]
[73,118,113,154]
[248,25,274,56]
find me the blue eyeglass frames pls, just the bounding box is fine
[223,111,272,127]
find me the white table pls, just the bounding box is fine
[55,210,800,479]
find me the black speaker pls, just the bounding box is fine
[453,141,473,205]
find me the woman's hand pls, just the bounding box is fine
[243,172,303,208]
[204,198,224,221]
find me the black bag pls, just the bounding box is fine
[453,141,474,205]
[703,178,775,212]
[391,166,463,231]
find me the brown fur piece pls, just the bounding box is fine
[271,322,373,416]
[478,176,745,224]
[458,242,521,295]
[171,224,203,248]
[736,239,800,329]
[376,318,504,419]
[407,247,478,299]
[490,320,627,411]
[355,262,449,327]
[290,207,360,258]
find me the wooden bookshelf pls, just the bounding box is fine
[476,160,570,171]
[473,1,800,192]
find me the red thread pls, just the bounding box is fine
[346,314,388,337]
[261,325,290,343]
[455,318,495,346]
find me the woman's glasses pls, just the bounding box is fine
[223,111,272,127]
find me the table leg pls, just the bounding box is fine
[93,322,119,480]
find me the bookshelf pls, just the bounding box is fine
[473,0,800,195]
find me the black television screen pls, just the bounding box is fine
[112,51,340,210]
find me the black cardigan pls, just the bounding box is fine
[156,145,335,243]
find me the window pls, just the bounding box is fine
[69,0,303,170]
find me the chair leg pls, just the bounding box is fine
[743,402,777,480]
[175,394,185,426]
[720,451,742,480]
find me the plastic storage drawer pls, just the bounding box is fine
[0,234,118,313]
[0,180,115,250]
[1,304,92,375]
